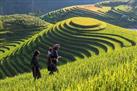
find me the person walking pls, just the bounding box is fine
[31,50,41,80]
[47,47,55,74]
[52,44,61,65]
[47,44,61,75]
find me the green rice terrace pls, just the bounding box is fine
[0,0,137,91]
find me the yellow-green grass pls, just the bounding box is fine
[114,5,132,12]
[0,45,137,91]
[0,17,137,79]
[64,17,107,31]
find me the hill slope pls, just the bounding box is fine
[0,14,49,47]
[42,1,137,29]
[0,45,137,91]
[0,17,137,79]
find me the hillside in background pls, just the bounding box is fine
[0,0,101,15]
[0,14,49,54]
[41,0,137,29]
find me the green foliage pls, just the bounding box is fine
[0,14,48,30]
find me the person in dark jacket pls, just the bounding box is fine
[52,44,60,65]
[47,47,55,74]
[51,44,61,72]
[47,44,61,75]
[31,50,41,79]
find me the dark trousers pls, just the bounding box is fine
[47,61,58,75]
[52,59,57,66]
[32,66,41,79]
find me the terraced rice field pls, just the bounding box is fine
[42,4,137,29]
[0,17,136,79]
[1,1,137,91]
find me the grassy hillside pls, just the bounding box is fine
[0,45,137,91]
[96,0,137,28]
[0,14,48,43]
[42,1,137,29]
[0,17,137,80]
[0,14,49,56]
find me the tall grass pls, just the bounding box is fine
[0,45,137,91]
